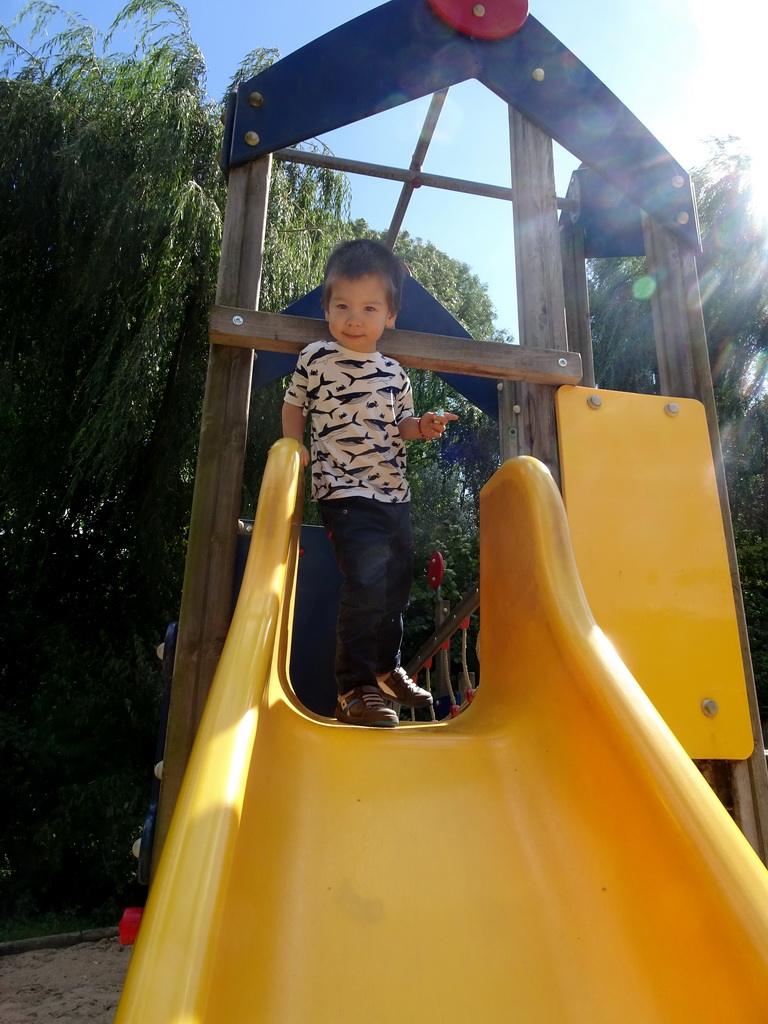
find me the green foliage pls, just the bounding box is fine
[735,533,768,709]
[588,256,659,393]
[0,1,349,920]
[347,218,503,339]
[694,139,768,418]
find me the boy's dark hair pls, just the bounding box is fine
[322,239,405,314]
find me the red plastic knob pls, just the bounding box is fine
[427,0,528,40]
[427,551,444,590]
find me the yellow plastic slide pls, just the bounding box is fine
[116,443,768,1023]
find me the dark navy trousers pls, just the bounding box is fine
[318,497,414,695]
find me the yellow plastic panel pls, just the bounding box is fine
[115,447,768,1023]
[556,385,752,759]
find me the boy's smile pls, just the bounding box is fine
[325,273,396,353]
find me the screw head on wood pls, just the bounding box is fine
[244,131,260,146]
[232,315,244,326]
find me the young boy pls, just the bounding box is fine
[282,239,458,727]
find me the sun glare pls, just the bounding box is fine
[683,0,768,223]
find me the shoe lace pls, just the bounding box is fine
[361,686,386,707]
[391,667,415,689]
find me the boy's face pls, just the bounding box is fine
[324,274,396,353]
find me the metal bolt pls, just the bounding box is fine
[496,381,504,392]
[512,404,522,415]
[244,131,260,146]
[676,211,690,225]
[664,402,680,416]
[508,427,517,437]
[701,699,719,717]
[672,175,685,189]
[473,4,486,16]
[587,394,602,409]
[558,357,568,367]
[232,315,244,326]
[248,91,264,107]
[532,68,545,82]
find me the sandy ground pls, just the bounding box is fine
[0,937,131,1024]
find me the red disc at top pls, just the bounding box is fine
[427,0,528,40]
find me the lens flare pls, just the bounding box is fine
[632,276,656,300]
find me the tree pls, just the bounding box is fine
[587,255,658,394]
[0,0,348,923]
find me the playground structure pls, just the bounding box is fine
[117,1,768,1020]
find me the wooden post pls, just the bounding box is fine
[560,219,595,389]
[643,212,768,861]
[153,157,273,868]
[435,598,451,703]
[500,108,567,480]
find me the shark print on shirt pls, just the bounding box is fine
[284,340,413,503]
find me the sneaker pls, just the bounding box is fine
[377,667,433,708]
[336,686,399,728]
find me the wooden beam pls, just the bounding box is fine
[643,214,697,397]
[273,146,578,211]
[385,89,448,248]
[643,212,768,863]
[209,307,583,385]
[154,157,272,871]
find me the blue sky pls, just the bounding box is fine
[3,0,767,335]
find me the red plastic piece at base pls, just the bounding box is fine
[450,704,461,718]
[460,617,471,630]
[441,639,450,650]
[427,551,444,590]
[119,906,144,945]
[427,0,528,40]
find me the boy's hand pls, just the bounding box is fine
[297,444,310,468]
[420,410,459,440]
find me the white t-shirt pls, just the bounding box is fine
[284,340,414,503]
